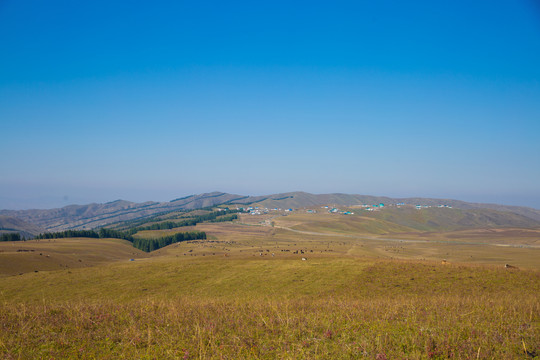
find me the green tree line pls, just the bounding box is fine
[132,231,206,252]
[35,228,206,253]
[210,213,238,223]
[0,233,22,242]
[35,230,99,239]
[132,209,239,232]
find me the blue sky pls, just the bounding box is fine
[1,0,540,209]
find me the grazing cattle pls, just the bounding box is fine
[301,257,307,261]
[504,264,517,269]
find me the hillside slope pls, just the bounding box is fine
[0,192,244,231]
[0,216,45,237]
[230,192,540,222]
[371,206,540,232]
[2,191,539,232]
[272,206,540,236]
[0,237,148,276]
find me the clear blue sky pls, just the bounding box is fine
[1,0,540,210]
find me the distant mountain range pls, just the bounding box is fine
[1,191,540,234]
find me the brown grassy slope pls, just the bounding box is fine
[371,206,540,231]
[117,218,540,270]
[0,238,148,276]
[269,207,540,235]
[273,212,417,235]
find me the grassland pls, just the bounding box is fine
[0,211,539,359]
[0,237,148,276]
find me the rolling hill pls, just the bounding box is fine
[0,216,45,238]
[368,206,540,232]
[0,192,245,232]
[232,191,540,222]
[1,191,539,233]
[271,206,540,236]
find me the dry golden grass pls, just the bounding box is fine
[0,257,538,359]
[0,238,148,277]
[0,213,539,358]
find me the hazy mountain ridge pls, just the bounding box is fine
[0,192,242,232]
[0,216,45,238]
[1,191,539,233]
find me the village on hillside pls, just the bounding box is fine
[236,202,453,216]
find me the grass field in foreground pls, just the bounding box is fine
[0,255,538,359]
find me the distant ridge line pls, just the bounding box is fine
[1,191,540,232]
